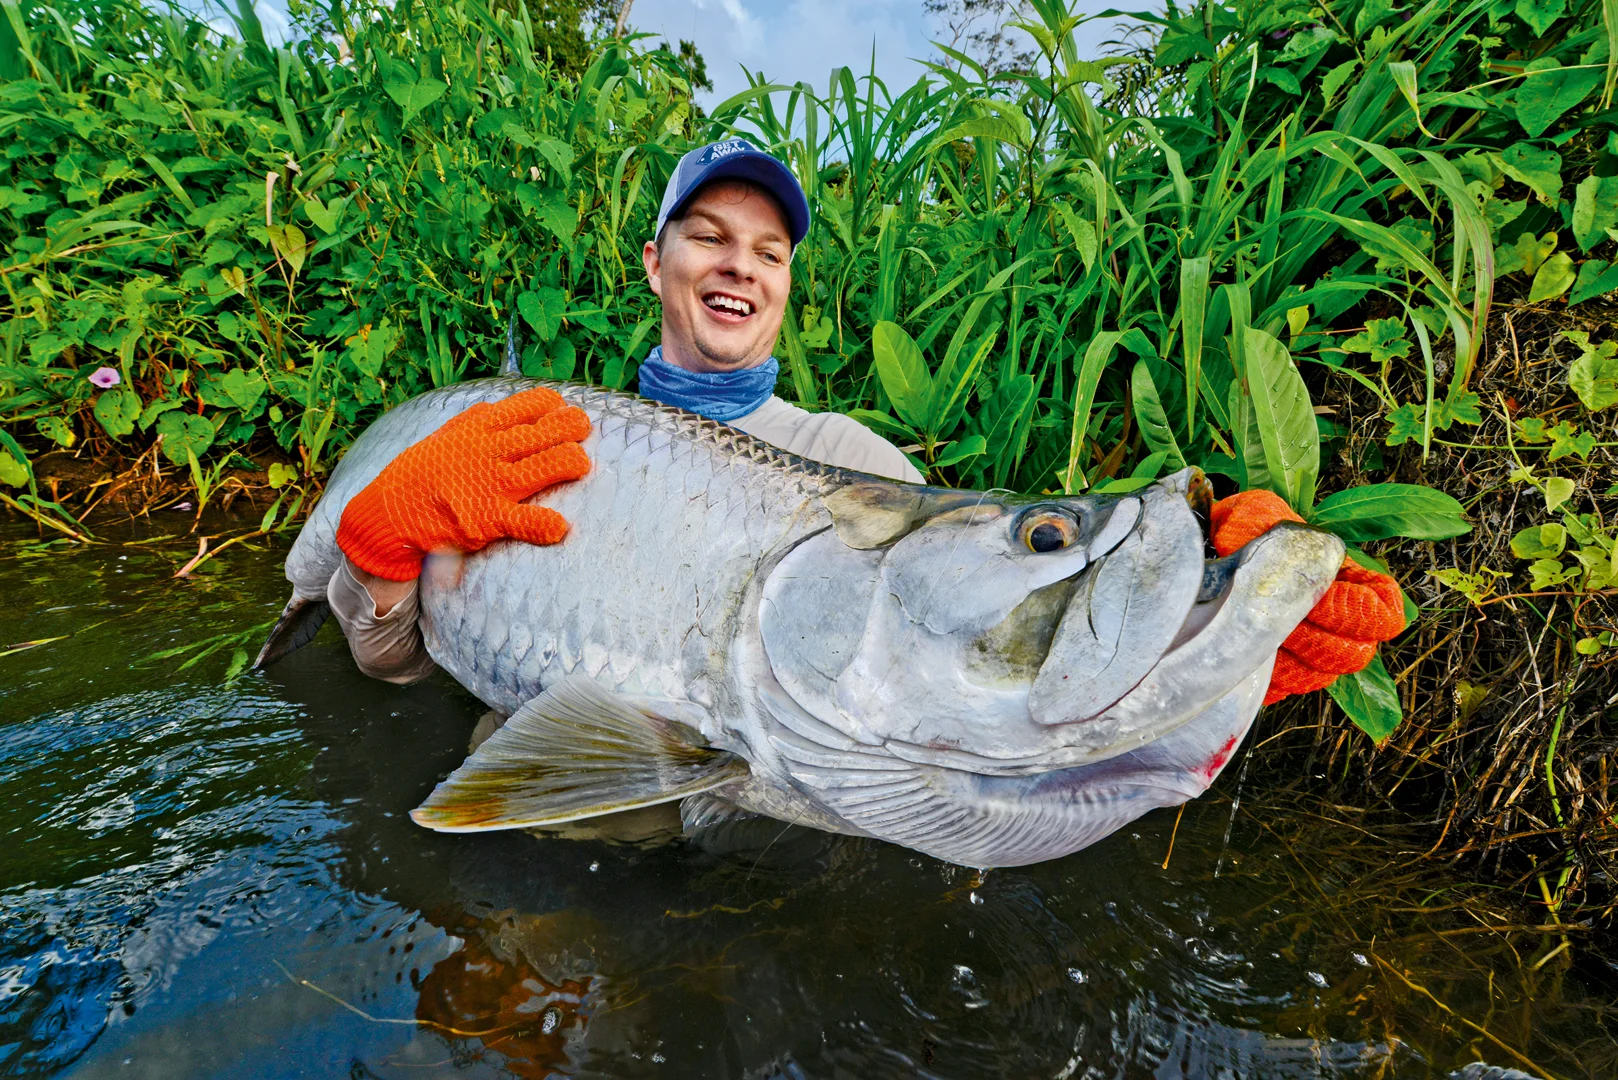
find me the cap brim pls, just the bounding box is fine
[664,152,811,246]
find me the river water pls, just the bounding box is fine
[2,519,1614,1079]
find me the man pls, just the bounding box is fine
[327,139,921,684]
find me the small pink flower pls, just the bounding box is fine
[88,367,121,389]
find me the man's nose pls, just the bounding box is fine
[715,245,758,280]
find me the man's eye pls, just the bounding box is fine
[760,251,780,265]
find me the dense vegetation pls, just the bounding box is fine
[1,0,1615,745]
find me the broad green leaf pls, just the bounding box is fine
[302,196,344,234]
[1529,558,1578,589]
[1546,421,1596,461]
[1564,330,1618,409]
[518,287,567,342]
[1544,476,1576,513]
[1243,328,1318,510]
[155,411,215,466]
[1527,252,1575,302]
[218,369,265,412]
[1321,59,1359,106]
[1130,361,1186,470]
[1311,483,1471,541]
[1510,523,1567,560]
[265,223,307,277]
[1327,655,1403,743]
[35,416,75,448]
[1065,331,1125,493]
[1573,175,1618,252]
[93,388,140,438]
[1570,258,1618,304]
[1515,58,1602,138]
[267,462,299,489]
[0,450,27,488]
[1516,0,1566,34]
[932,435,987,470]
[1500,144,1562,204]
[1342,318,1411,364]
[1434,392,1483,429]
[871,321,932,431]
[1497,230,1558,277]
[347,319,400,377]
[384,72,448,127]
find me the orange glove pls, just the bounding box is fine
[1210,489,1406,705]
[337,387,591,582]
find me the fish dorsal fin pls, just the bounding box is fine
[501,311,522,376]
[410,676,747,833]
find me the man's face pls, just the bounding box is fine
[642,180,791,373]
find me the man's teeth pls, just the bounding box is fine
[706,295,753,315]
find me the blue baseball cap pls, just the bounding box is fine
[655,138,811,248]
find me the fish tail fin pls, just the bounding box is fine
[411,675,746,833]
[253,595,331,670]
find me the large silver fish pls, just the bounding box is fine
[260,377,1343,868]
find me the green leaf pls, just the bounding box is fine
[384,72,448,128]
[1342,318,1411,364]
[0,449,27,488]
[1515,0,1566,34]
[302,196,344,234]
[1510,522,1567,560]
[1321,59,1359,106]
[265,222,307,278]
[1546,421,1596,461]
[35,416,75,447]
[1514,58,1602,138]
[1528,558,1578,590]
[1564,330,1618,409]
[1572,175,1618,252]
[1434,392,1483,429]
[1244,328,1318,510]
[1384,402,1424,446]
[1515,416,1551,442]
[347,319,400,377]
[267,462,299,489]
[155,410,215,466]
[931,435,987,470]
[1498,230,1558,277]
[1311,483,1472,541]
[871,321,932,430]
[1543,476,1575,513]
[518,287,567,342]
[1131,360,1187,470]
[218,369,266,413]
[1500,144,1563,204]
[1527,252,1576,302]
[93,388,140,438]
[1326,655,1403,744]
[1570,258,1618,304]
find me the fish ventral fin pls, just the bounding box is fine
[410,675,747,833]
[252,596,331,670]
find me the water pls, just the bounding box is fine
[2,520,1615,1079]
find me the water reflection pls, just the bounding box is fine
[0,524,1613,1078]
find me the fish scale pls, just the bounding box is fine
[285,377,846,720]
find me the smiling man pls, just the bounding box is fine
[325,138,920,685]
[634,139,922,481]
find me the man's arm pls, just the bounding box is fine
[326,557,439,684]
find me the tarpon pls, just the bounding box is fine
[258,377,1343,868]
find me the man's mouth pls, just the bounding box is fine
[703,292,755,320]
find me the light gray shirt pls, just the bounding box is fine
[327,396,923,684]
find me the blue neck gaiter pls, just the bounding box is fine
[635,346,779,422]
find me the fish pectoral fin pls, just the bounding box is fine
[410,675,747,834]
[253,595,331,670]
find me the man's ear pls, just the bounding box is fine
[642,240,662,297]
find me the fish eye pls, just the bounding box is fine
[1018,509,1079,553]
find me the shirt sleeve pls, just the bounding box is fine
[808,413,926,483]
[326,557,439,685]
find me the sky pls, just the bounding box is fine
[623,0,1153,107]
[241,0,1157,106]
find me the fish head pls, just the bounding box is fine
[760,468,1345,775]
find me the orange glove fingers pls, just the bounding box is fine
[499,503,572,547]
[499,442,592,497]
[1209,489,1303,558]
[492,406,592,461]
[1281,620,1377,674]
[482,386,569,430]
[1265,648,1338,705]
[1303,576,1407,640]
